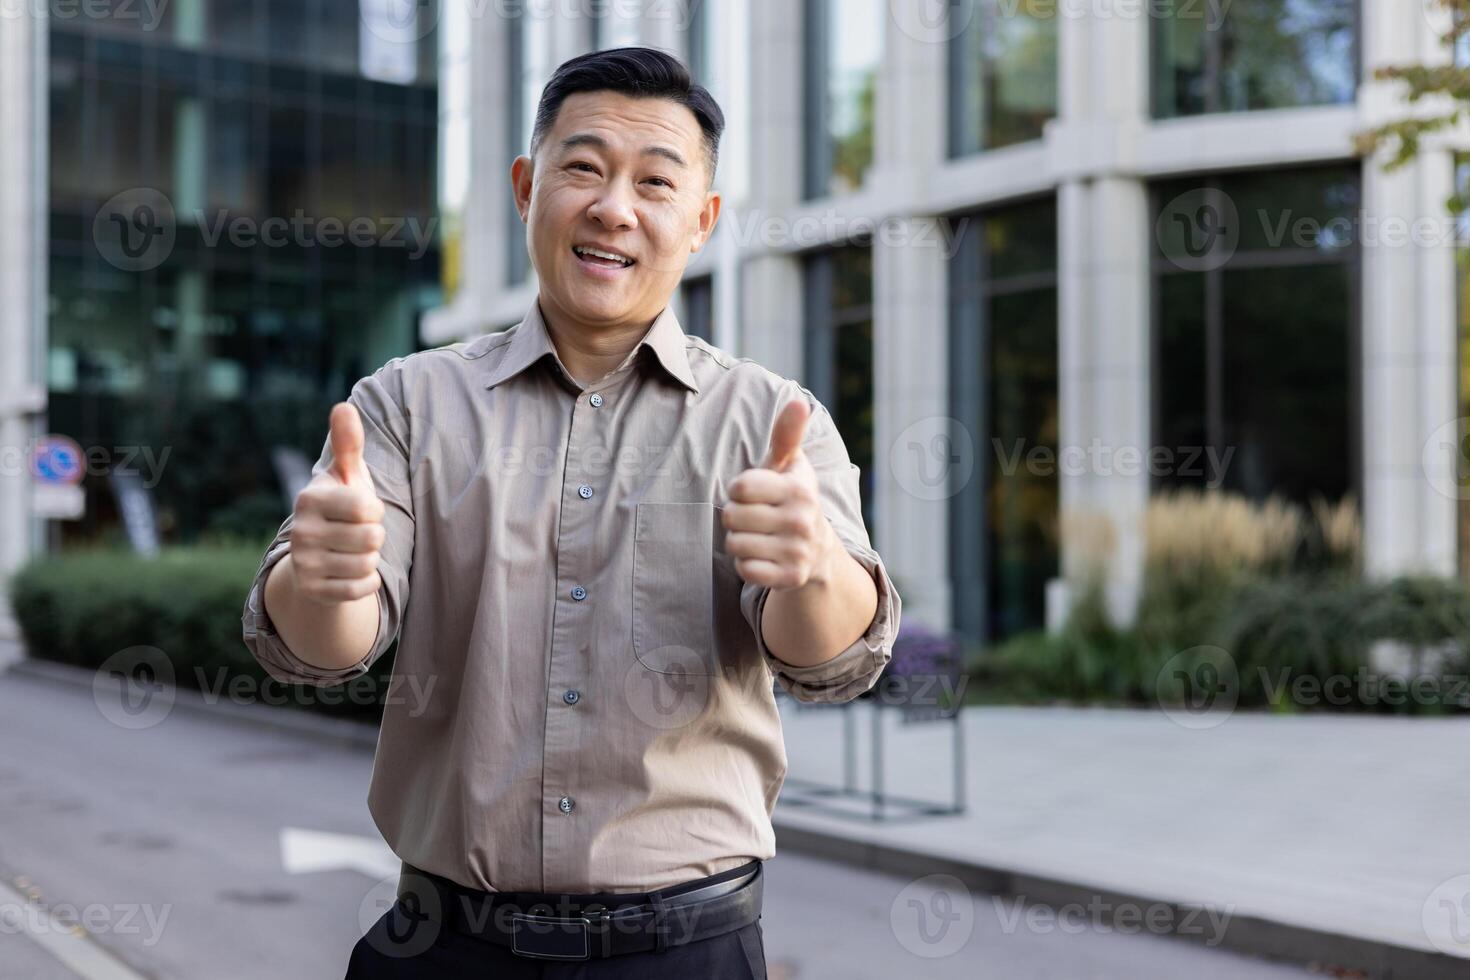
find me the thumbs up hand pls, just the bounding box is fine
[287,402,388,606]
[722,397,844,592]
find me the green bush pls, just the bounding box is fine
[979,574,1470,714]
[8,545,396,721]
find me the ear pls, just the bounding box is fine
[510,155,534,223]
[690,190,722,254]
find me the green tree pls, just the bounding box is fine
[1356,0,1470,210]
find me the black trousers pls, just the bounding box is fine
[344,891,768,979]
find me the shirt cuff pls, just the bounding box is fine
[748,537,901,704]
[240,540,382,687]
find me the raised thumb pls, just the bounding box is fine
[761,398,810,472]
[329,402,367,485]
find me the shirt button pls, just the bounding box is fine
[578,484,594,499]
[563,689,580,705]
[571,586,587,601]
[559,796,574,813]
[589,392,604,407]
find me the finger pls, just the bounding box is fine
[329,402,366,486]
[302,570,382,604]
[726,468,790,505]
[315,550,382,580]
[725,530,800,564]
[309,484,385,524]
[734,557,796,589]
[315,519,386,554]
[722,501,792,535]
[760,398,810,472]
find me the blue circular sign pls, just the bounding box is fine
[31,436,85,486]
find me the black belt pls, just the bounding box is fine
[395,859,764,961]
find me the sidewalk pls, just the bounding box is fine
[770,700,1470,978]
[8,645,1466,977]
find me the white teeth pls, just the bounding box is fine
[575,246,634,266]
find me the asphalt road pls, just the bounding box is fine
[0,666,1310,979]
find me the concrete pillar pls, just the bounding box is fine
[739,0,803,376]
[1053,4,1152,626]
[1360,1,1459,579]
[0,7,47,636]
[869,5,950,627]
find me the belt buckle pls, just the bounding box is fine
[510,909,604,961]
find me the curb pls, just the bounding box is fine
[4,656,381,752]
[768,821,1469,980]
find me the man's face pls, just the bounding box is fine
[512,91,721,331]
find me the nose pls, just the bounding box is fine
[585,181,638,231]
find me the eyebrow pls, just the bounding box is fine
[559,133,689,169]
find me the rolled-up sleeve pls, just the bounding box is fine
[241,366,416,687]
[740,381,902,704]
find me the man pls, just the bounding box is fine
[241,46,900,978]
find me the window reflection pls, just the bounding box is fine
[1153,167,1360,508]
[950,0,1058,155]
[681,276,715,342]
[950,200,1059,644]
[804,248,876,529]
[1153,0,1357,118]
[46,9,440,546]
[804,0,883,199]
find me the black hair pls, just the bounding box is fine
[530,46,726,184]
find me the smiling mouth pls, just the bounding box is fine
[573,245,636,270]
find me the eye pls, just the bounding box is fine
[568,162,598,174]
[644,176,674,189]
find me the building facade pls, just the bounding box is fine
[426,0,1459,648]
[0,0,441,619]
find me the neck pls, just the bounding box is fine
[537,296,656,386]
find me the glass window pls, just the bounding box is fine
[1153,166,1360,507]
[804,248,875,529]
[507,1,551,284]
[49,54,87,208]
[949,199,1058,644]
[950,0,1058,156]
[1453,156,1470,577]
[45,5,439,548]
[803,0,883,199]
[440,0,472,303]
[591,2,641,50]
[681,276,714,342]
[1152,0,1357,118]
[687,0,715,90]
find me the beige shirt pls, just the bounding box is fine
[240,301,901,894]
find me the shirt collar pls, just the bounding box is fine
[482,301,700,395]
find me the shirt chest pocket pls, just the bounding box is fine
[631,501,723,676]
